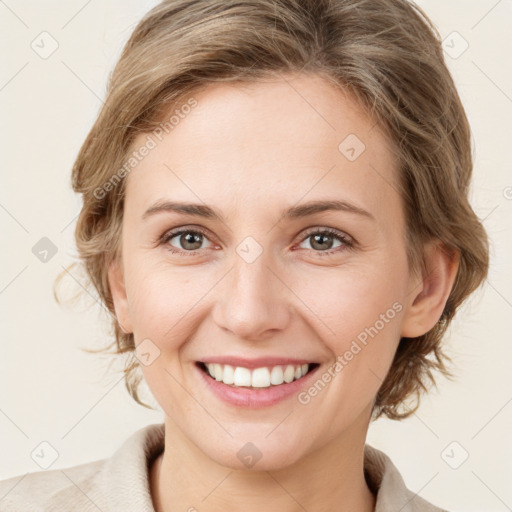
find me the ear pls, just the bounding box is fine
[107,257,133,334]
[401,240,460,338]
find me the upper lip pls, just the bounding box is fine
[198,356,317,369]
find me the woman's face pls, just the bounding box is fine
[110,73,421,469]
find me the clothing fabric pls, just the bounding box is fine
[0,422,448,511]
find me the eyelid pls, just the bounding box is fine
[298,226,354,245]
[158,223,208,238]
[159,225,356,254]
[158,225,214,248]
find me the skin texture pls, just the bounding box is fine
[108,73,459,512]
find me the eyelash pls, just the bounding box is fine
[158,226,355,257]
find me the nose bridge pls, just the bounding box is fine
[213,240,292,340]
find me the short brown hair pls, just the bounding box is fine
[55,0,489,420]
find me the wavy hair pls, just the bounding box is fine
[55,0,489,420]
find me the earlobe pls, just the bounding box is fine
[401,241,460,338]
[107,258,133,334]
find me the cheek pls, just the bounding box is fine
[125,254,212,339]
[290,261,403,339]
[290,266,404,402]
[126,263,201,409]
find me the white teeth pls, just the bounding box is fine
[222,364,235,384]
[213,363,223,381]
[251,367,270,388]
[204,363,310,388]
[283,365,295,383]
[233,367,252,387]
[270,365,284,385]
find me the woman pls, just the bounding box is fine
[0,0,489,510]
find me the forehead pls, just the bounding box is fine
[125,73,401,225]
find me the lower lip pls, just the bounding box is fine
[196,363,320,408]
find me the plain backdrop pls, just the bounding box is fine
[0,1,511,511]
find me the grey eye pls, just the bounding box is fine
[300,232,344,251]
[168,231,212,251]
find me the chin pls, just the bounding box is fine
[198,429,311,472]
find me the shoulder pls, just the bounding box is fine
[364,444,451,512]
[0,423,165,512]
[0,458,107,512]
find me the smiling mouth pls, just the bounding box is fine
[196,361,320,388]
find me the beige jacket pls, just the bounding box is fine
[0,423,448,511]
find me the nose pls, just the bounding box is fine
[212,251,293,341]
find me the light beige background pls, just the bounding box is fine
[0,1,511,511]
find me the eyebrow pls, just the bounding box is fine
[142,199,375,222]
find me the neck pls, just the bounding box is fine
[150,413,376,512]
